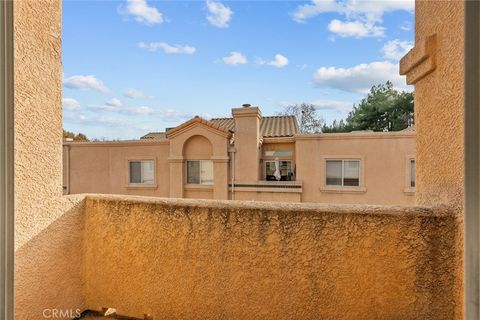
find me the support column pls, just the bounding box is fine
[168,157,184,199]
[212,157,229,200]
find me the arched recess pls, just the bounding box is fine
[167,118,231,200]
[182,135,214,199]
[182,135,213,159]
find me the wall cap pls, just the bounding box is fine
[295,131,415,140]
[83,194,455,218]
[63,140,169,147]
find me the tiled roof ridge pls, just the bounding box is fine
[166,116,232,138]
[210,115,296,119]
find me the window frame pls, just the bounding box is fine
[403,155,415,194]
[409,159,415,188]
[126,157,157,188]
[325,159,361,188]
[320,156,366,193]
[0,1,14,318]
[186,160,214,186]
[264,160,294,181]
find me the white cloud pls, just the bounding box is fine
[62,98,80,110]
[222,52,247,65]
[88,104,195,121]
[313,60,408,93]
[138,42,196,54]
[124,88,145,99]
[256,54,289,68]
[268,54,289,68]
[292,0,414,23]
[65,112,128,128]
[311,99,353,113]
[328,19,384,38]
[124,0,163,25]
[280,99,353,114]
[106,98,123,107]
[63,75,109,94]
[87,102,194,120]
[292,0,340,23]
[382,39,413,61]
[206,0,233,28]
[88,103,154,115]
[157,109,194,122]
[128,106,154,115]
[292,0,413,38]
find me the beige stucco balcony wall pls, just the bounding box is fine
[83,195,461,319]
[400,1,464,209]
[399,3,465,315]
[13,0,86,318]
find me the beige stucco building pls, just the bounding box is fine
[64,105,416,205]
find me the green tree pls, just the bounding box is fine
[322,119,351,133]
[322,81,414,133]
[63,129,89,141]
[278,103,324,133]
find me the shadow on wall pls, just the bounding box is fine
[15,200,86,319]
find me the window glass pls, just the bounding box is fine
[129,160,154,184]
[142,160,154,184]
[280,161,292,180]
[326,160,360,187]
[129,161,142,183]
[200,160,213,185]
[326,160,342,186]
[187,161,200,184]
[265,160,293,181]
[265,162,275,178]
[343,160,360,186]
[410,159,415,188]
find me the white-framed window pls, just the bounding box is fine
[187,160,213,185]
[326,159,360,187]
[265,160,294,181]
[410,159,415,188]
[129,160,155,184]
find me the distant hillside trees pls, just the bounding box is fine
[322,81,414,133]
[63,129,89,141]
[278,103,324,133]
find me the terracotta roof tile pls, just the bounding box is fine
[142,115,299,140]
[210,116,298,137]
[140,132,166,140]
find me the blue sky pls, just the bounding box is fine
[62,0,414,140]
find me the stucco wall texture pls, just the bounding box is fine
[64,131,415,205]
[13,0,86,319]
[406,1,465,208]
[399,2,465,316]
[84,195,461,320]
[13,0,466,318]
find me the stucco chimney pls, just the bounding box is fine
[232,105,262,182]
